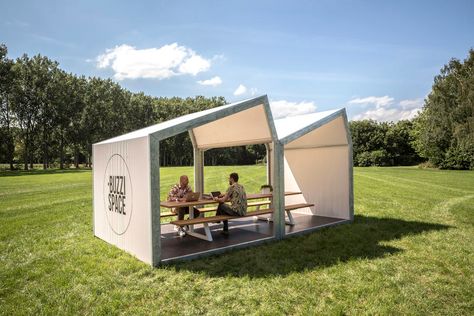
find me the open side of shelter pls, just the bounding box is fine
[274,109,354,236]
[92,95,353,266]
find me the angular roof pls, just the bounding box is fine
[96,95,276,148]
[274,108,350,147]
[95,94,350,149]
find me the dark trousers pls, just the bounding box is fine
[175,207,200,221]
[216,203,239,231]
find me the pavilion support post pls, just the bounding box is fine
[265,143,272,185]
[342,110,354,221]
[272,141,285,239]
[193,148,204,193]
[200,150,204,193]
[189,130,204,193]
[149,135,161,266]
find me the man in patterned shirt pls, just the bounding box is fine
[168,175,200,235]
[213,172,247,235]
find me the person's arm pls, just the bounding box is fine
[168,186,178,201]
[214,187,231,203]
[214,192,229,203]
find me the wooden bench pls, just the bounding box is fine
[284,203,314,225]
[171,208,274,227]
[196,200,271,212]
[170,203,314,241]
[254,203,314,226]
[170,208,274,241]
[160,200,271,218]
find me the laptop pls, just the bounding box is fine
[185,192,200,202]
[211,191,221,198]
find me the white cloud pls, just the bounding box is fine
[350,96,423,122]
[197,76,222,87]
[96,43,211,80]
[352,107,420,122]
[399,98,424,110]
[270,100,317,119]
[348,95,394,108]
[233,84,247,96]
[178,54,210,76]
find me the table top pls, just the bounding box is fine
[160,191,301,208]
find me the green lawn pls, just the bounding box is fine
[0,166,473,315]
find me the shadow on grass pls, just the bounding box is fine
[172,215,451,278]
[0,168,91,177]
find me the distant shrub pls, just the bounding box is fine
[417,161,437,169]
[350,119,421,167]
[355,150,391,167]
[370,150,390,166]
[440,147,474,170]
[356,152,372,167]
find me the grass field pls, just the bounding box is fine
[0,166,473,315]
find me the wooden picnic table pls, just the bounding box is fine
[159,191,301,208]
[160,191,301,241]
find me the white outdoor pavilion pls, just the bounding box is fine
[93,95,353,266]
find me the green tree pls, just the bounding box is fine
[385,120,420,165]
[0,44,16,170]
[50,72,83,169]
[79,77,130,167]
[350,119,420,166]
[63,75,88,168]
[349,120,387,166]
[38,56,61,169]
[412,49,474,169]
[127,92,158,131]
[10,54,44,170]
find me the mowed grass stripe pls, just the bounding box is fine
[357,167,474,193]
[354,173,439,220]
[355,171,469,205]
[0,181,90,196]
[355,168,474,225]
[357,170,472,196]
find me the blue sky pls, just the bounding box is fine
[1,0,473,121]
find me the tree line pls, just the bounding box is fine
[350,49,473,170]
[349,119,421,167]
[0,43,268,170]
[1,44,473,170]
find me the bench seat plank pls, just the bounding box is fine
[160,212,178,218]
[285,203,314,211]
[171,208,274,227]
[164,203,313,220]
[197,200,271,213]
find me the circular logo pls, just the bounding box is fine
[103,154,133,235]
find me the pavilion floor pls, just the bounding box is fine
[160,213,348,262]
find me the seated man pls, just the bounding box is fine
[168,175,200,236]
[213,172,247,235]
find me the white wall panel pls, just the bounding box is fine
[93,136,152,264]
[284,146,350,219]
